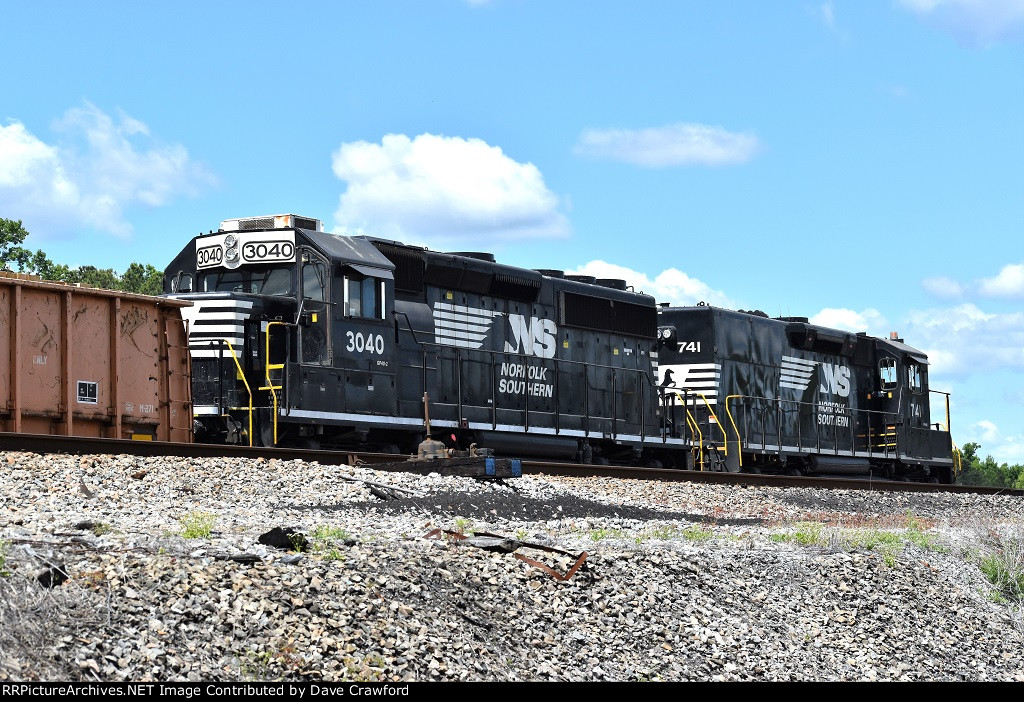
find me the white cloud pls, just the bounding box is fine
[574,123,760,167]
[331,133,569,247]
[897,0,1024,45]
[921,275,965,299]
[901,303,1024,375]
[821,1,836,29]
[564,260,733,308]
[923,262,1024,299]
[809,307,889,334]
[978,262,1024,297]
[962,418,1024,464]
[972,418,1000,442]
[0,103,212,238]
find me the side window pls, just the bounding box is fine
[879,357,897,390]
[908,363,922,393]
[346,277,362,317]
[344,275,385,319]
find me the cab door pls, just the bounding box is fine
[335,266,396,415]
[904,360,932,458]
[299,249,331,365]
[870,350,901,456]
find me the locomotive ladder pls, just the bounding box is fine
[258,321,290,446]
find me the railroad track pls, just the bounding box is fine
[1,431,1020,497]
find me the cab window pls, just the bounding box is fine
[302,260,326,301]
[344,274,385,319]
[171,272,193,293]
[908,363,923,393]
[200,266,294,295]
[879,358,897,390]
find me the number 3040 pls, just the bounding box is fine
[346,331,384,354]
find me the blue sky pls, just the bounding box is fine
[2,1,1022,462]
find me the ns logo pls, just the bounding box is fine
[820,364,851,398]
[504,314,557,359]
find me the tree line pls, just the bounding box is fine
[957,443,1024,489]
[0,217,163,296]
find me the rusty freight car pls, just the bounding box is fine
[0,273,192,442]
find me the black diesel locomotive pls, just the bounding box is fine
[656,305,957,483]
[164,214,956,482]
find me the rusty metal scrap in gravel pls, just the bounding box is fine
[424,528,589,582]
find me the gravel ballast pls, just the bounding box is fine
[0,450,1021,682]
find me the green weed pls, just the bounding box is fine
[589,526,627,541]
[979,538,1024,604]
[681,525,713,542]
[791,522,826,546]
[306,524,355,561]
[178,511,216,539]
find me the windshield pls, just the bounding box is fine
[199,265,294,295]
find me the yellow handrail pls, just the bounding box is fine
[685,409,704,470]
[695,392,729,457]
[221,339,254,447]
[724,394,744,468]
[673,392,704,470]
[936,423,963,477]
[258,321,287,446]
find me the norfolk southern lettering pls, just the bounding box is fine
[498,362,554,397]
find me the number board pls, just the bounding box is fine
[196,232,297,270]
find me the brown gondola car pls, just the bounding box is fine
[0,273,192,442]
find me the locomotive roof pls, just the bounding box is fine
[660,303,928,363]
[302,229,395,274]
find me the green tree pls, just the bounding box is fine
[957,442,1024,488]
[1,218,165,295]
[71,265,121,291]
[0,218,36,271]
[120,262,165,295]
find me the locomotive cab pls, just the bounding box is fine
[165,214,397,447]
[870,334,954,481]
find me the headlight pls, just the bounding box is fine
[223,234,241,268]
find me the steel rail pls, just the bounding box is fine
[0,431,1020,496]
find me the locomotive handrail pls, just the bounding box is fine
[403,334,652,444]
[679,397,704,470]
[937,425,963,477]
[695,392,728,458]
[723,395,744,468]
[929,389,953,436]
[259,321,291,446]
[951,439,963,477]
[724,394,904,460]
[219,339,254,447]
